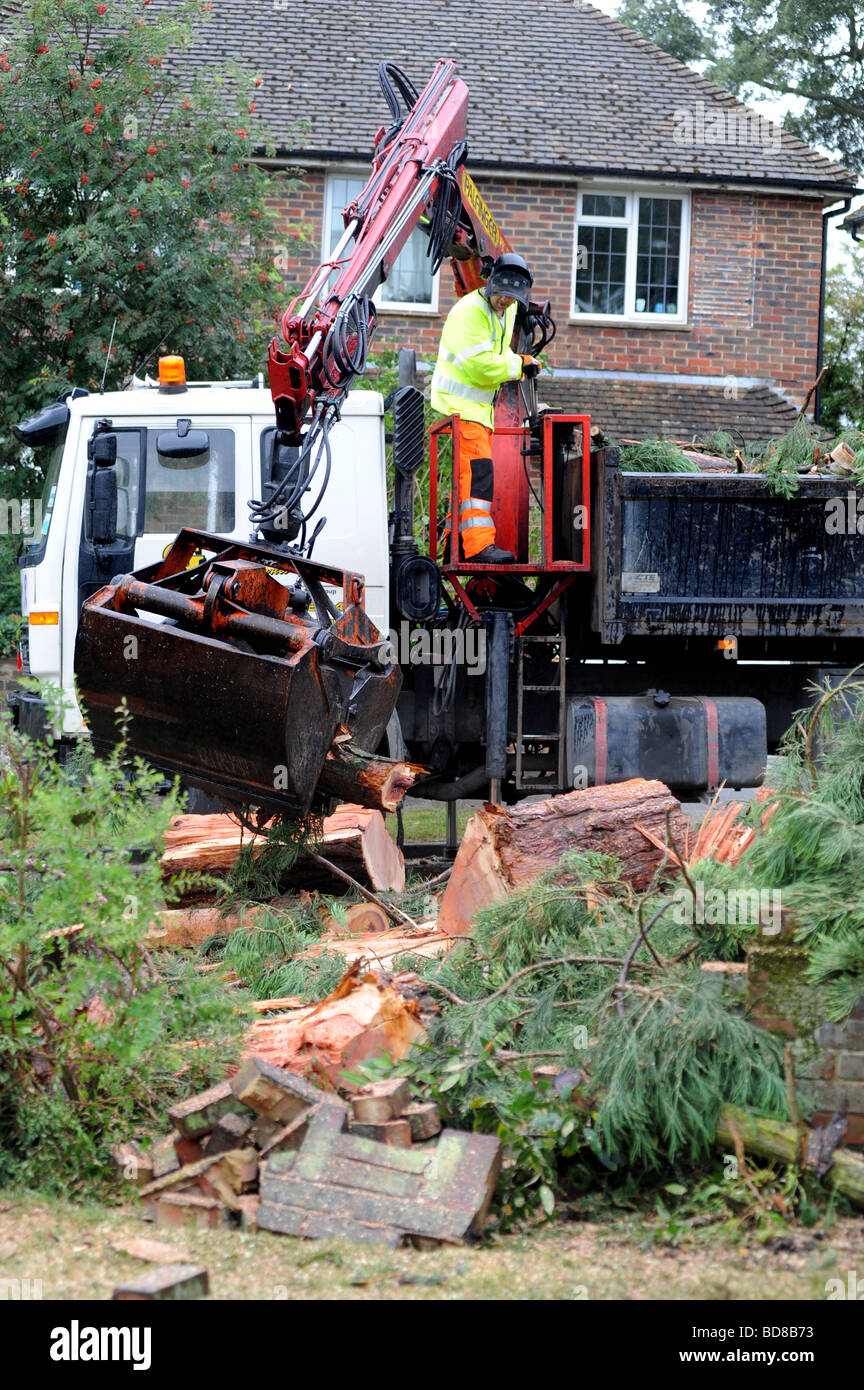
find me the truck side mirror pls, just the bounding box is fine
[156,426,210,469]
[90,468,117,545]
[90,433,117,467]
[87,429,118,544]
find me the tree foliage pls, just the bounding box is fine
[0,0,295,438]
[616,0,864,175]
[821,247,864,432]
[0,707,247,1191]
[615,0,709,65]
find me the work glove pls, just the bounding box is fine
[520,354,541,379]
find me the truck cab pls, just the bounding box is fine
[13,375,389,741]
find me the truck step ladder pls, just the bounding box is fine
[514,627,567,792]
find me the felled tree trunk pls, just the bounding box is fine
[162,804,405,894]
[437,778,690,937]
[317,739,425,813]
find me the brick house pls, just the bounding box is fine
[184,0,858,440]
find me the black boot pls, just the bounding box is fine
[469,544,516,564]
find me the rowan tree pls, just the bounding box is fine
[0,0,295,435]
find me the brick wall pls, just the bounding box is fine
[746,920,864,1147]
[265,167,824,407]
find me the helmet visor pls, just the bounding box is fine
[488,268,531,308]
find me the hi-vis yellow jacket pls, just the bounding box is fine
[431,289,524,428]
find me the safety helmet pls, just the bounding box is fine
[485,253,533,308]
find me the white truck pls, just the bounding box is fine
[12,375,390,745]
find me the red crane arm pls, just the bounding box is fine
[267,59,513,443]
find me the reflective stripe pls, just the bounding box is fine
[459,516,493,530]
[440,339,497,370]
[459,497,492,513]
[431,370,495,405]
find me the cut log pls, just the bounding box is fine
[716,1106,864,1209]
[162,803,405,894]
[146,903,263,949]
[319,902,391,936]
[317,737,425,812]
[437,779,690,937]
[245,966,425,1087]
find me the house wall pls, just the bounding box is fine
[265,167,824,406]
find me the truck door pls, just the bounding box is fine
[64,416,248,733]
[77,422,146,612]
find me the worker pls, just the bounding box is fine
[431,253,541,564]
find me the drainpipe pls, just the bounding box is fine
[815,198,852,424]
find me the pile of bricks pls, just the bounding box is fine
[115,1058,499,1248]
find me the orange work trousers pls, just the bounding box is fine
[442,419,496,560]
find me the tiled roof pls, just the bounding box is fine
[539,375,801,444]
[172,0,856,191]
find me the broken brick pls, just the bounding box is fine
[403,1101,442,1142]
[351,1077,411,1124]
[351,1118,412,1147]
[112,1264,209,1300]
[201,1111,252,1157]
[167,1079,250,1140]
[230,1056,326,1124]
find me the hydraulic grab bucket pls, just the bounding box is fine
[74,529,401,816]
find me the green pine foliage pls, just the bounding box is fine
[735,677,864,1016]
[388,850,786,1197]
[217,903,346,1003]
[0,712,247,1191]
[589,976,785,1166]
[224,812,324,904]
[617,438,699,473]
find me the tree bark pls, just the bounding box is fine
[437,778,690,937]
[317,740,425,813]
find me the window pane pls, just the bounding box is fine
[574,223,628,315]
[328,176,434,306]
[582,193,626,218]
[114,434,142,539]
[635,197,683,315]
[381,226,434,304]
[144,428,235,533]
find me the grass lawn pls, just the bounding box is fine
[386,803,474,843]
[1,1190,860,1300]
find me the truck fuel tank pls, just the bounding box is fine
[567,693,766,795]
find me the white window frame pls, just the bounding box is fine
[570,186,691,326]
[322,170,439,316]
